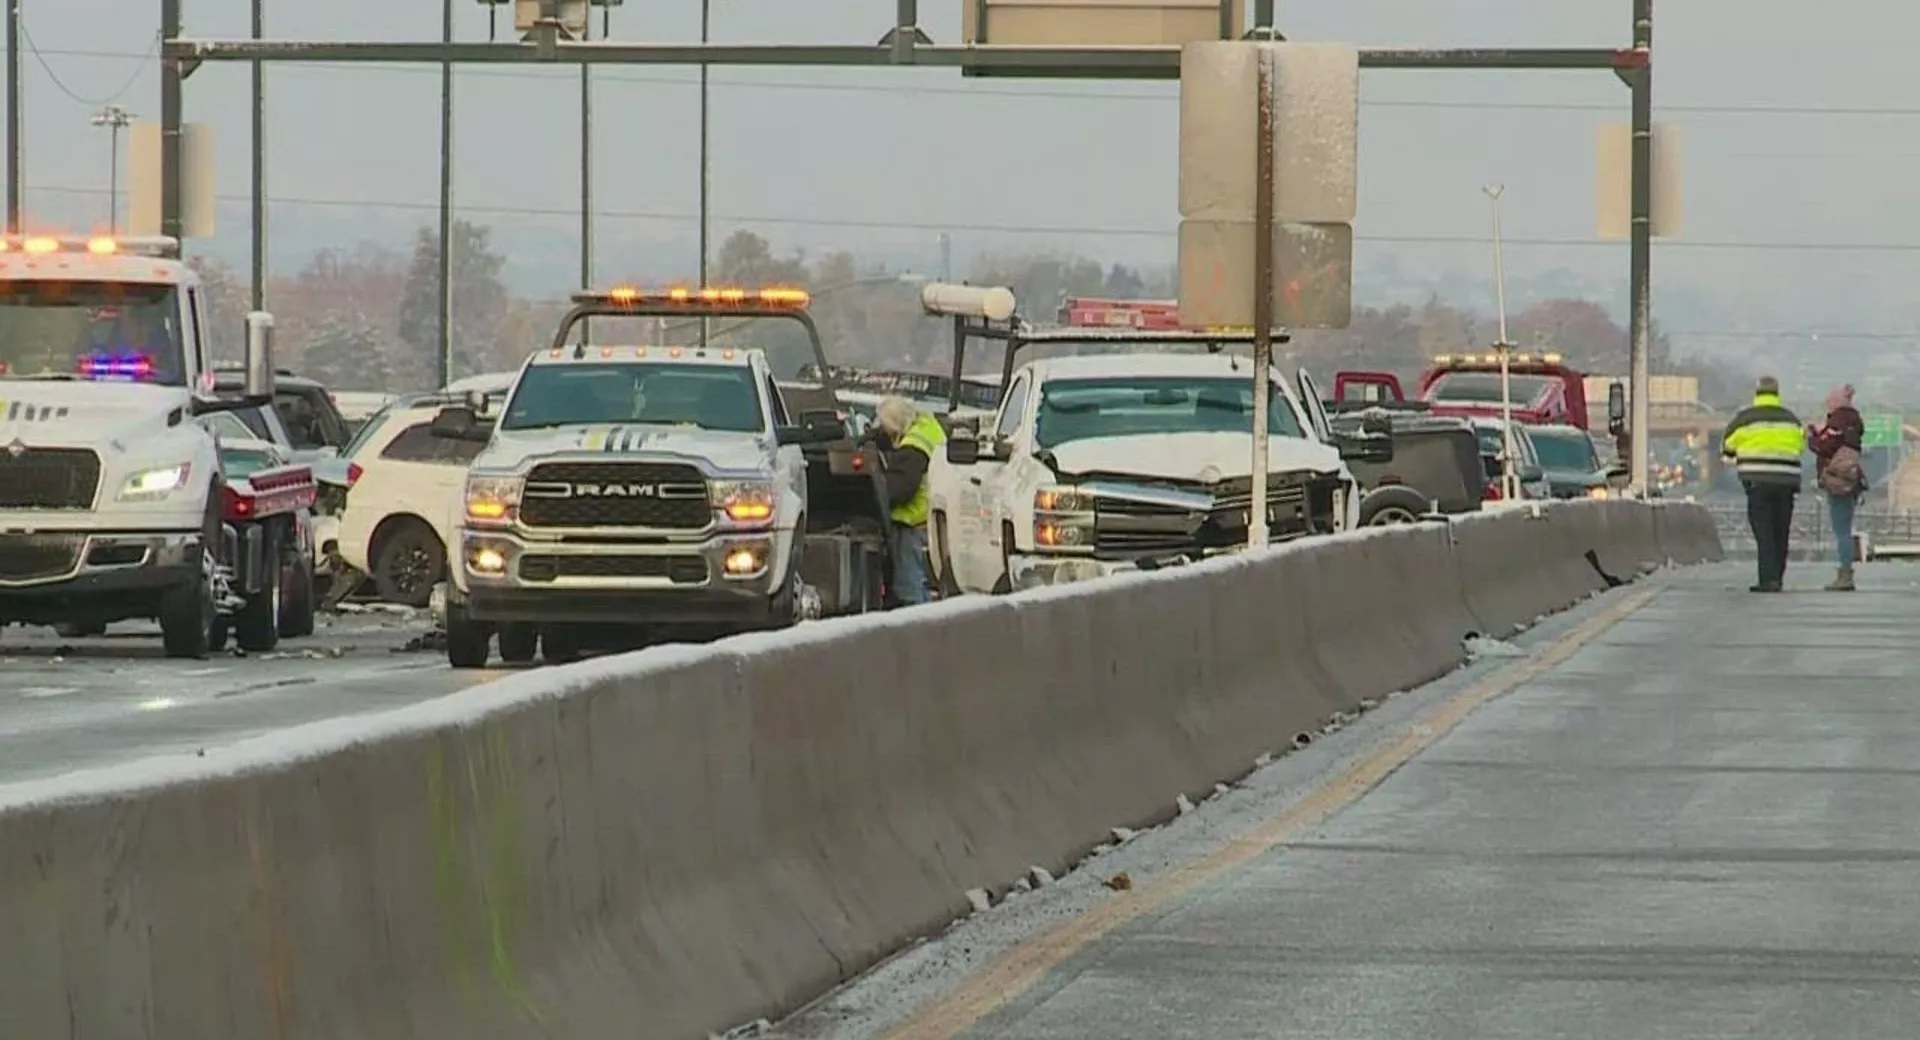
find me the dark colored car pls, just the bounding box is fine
[212,367,354,458]
[1525,423,1609,499]
[1328,403,1490,524]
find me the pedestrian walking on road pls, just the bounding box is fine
[1721,375,1806,593]
[1809,383,1868,591]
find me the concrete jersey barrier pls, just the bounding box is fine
[0,500,1722,1040]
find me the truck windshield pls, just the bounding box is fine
[1428,371,1555,406]
[1528,429,1600,471]
[501,362,765,433]
[1034,376,1305,449]
[0,280,185,385]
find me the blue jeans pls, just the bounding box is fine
[1830,493,1858,568]
[892,523,932,606]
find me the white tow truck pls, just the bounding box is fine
[917,286,1393,595]
[0,233,300,657]
[430,285,898,668]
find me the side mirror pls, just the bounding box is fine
[1606,381,1626,423]
[429,405,490,443]
[1335,417,1395,464]
[464,389,489,416]
[945,435,982,465]
[1520,463,1545,484]
[243,311,275,400]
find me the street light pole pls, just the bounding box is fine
[5,0,19,233]
[90,105,134,234]
[1484,183,1520,503]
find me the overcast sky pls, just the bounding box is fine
[12,0,1918,352]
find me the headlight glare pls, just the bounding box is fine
[118,462,192,501]
[712,479,776,523]
[465,475,523,525]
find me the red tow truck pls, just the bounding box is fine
[209,452,319,652]
[1331,351,1589,429]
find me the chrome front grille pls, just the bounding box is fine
[1091,473,1328,556]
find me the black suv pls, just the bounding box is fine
[213,367,354,456]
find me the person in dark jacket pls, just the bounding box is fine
[1808,383,1867,590]
[1721,375,1806,592]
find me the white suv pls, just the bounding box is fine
[331,395,492,605]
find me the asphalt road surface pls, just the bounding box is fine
[774,561,1920,1040]
[0,604,506,784]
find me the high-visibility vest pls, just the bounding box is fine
[890,412,947,527]
[1722,391,1805,486]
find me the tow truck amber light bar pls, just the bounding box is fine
[1432,351,1566,367]
[0,234,182,258]
[570,285,812,309]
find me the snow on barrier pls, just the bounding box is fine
[0,500,1721,1040]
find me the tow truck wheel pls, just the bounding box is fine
[279,553,317,639]
[445,601,492,668]
[233,532,283,654]
[498,623,538,664]
[159,496,221,660]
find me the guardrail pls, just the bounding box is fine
[0,500,1722,1040]
[1700,496,1920,560]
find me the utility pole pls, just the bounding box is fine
[698,0,713,348]
[5,0,18,232]
[1626,0,1653,496]
[437,0,455,387]
[159,0,182,241]
[90,105,133,233]
[250,0,265,310]
[1247,45,1275,549]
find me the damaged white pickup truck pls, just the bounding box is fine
[925,350,1391,595]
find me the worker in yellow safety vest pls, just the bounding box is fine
[1720,374,1807,592]
[872,396,947,606]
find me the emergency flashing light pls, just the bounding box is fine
[78,354,155,380]
[920,282,1017,322]
[0,234,181,258]
[1432,351,1567,368]
[572,285,812,309]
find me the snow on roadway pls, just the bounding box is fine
[0,607,499,785]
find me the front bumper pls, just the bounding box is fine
[0,529,202,622]
[451,526,785,625]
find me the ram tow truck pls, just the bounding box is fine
[0,233,291,657]
[430,285,897,668]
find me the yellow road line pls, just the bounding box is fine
[879,583,1663,1040]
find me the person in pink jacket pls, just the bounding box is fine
[1807,383,1867,590]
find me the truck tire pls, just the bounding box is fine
[445,601,491,668]
[159,493,221,660]
[498,623,538,664]
[279,554,317,638]
[233,527,283,653]
[1360,485,1433,527]
[540,627,585,664]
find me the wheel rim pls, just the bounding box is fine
[1370,506,1419,525]
[387,540,434,597]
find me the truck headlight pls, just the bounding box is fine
[1033,484,1095,553]
[465,475,523,526]
[119,462,192,501]
[712,479,776,524]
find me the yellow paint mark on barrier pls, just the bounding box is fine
[880,582,1663,1040]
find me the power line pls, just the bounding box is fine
[25,182,1920,252]
[28,42,1920,117]
[18,30,158,107]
